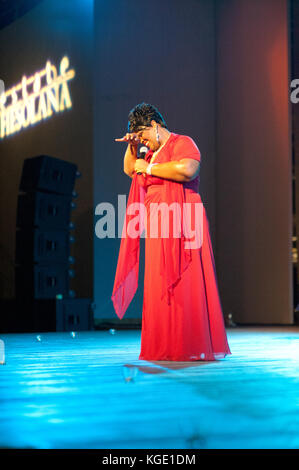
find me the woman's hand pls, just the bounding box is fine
[134,159,149,175]
[115,133,141,146]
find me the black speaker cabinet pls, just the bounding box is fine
[16,192,73,229]
[15,155,79,308]
[19,155,78,196]
[15,229,71,264]
[32,298,94,332]
[0,298,94,333]
[15,264,71,299]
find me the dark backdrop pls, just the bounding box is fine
[0,0,93,301]
[93,0,218,323]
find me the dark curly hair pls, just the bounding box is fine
[128,102,168,132]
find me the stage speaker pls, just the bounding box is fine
[32,298,94,332]
[16,192,74,229]
[14,155,94,332]
[15,264,72,299]
[15,229,71,264]
[19,155,78,196]
[0,298,94,333]
[15,155,79,303]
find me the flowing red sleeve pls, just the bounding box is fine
[111,175,146,319]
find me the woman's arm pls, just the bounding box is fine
[115,134,139,178]
[134,158,200,182]
[124,143,138,177]
[151,158,200,182]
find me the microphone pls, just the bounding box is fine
[137,146,148,175]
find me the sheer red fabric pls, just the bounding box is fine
[112,133,231,361]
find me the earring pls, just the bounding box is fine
[156,125,160,144]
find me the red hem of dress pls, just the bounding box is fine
[138,352,232,362]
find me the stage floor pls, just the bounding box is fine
[0,326,298,449]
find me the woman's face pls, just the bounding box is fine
[135,122,160,151]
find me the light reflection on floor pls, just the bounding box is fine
[0,327,298,449]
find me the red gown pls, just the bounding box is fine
[112,133,231,361]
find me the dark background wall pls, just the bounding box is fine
[93,0,218,323]
[93,0,293,325]
[216,0,292,324]
[0,0,93,300]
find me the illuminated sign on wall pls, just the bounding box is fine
[0,56,75,139]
